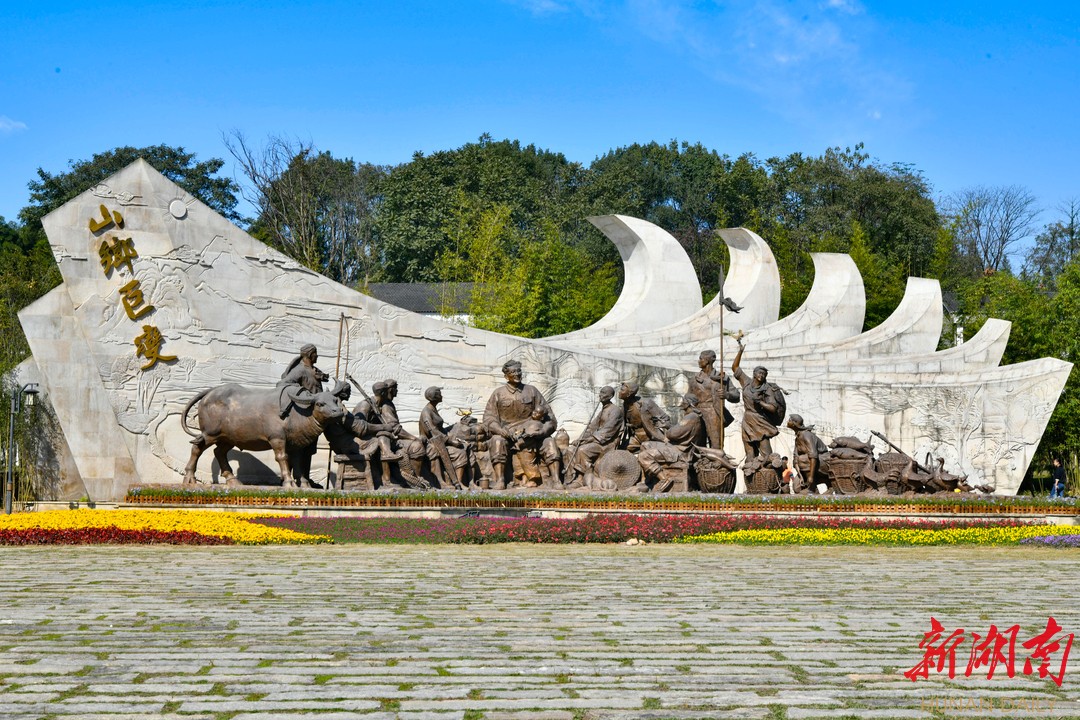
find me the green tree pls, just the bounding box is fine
[228,134,386,286]
[586,141,728,296]
[1039,260,1080,485]
[0,237,60,375]
[377,135,591,283]
[945,185,1039,276]
[19,145,240,248]
[435,198,617,337]
[1023,199,1080,291]
[842,221,906,329]
[955,272,1051,367]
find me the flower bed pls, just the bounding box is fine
[125,484,1079,515]
[1019,534,1080,548]
[5,510,1068,546]
[678,524,1080,546]
[0,509,329,545]
[0,527,234,545]
[251,514,1039,545]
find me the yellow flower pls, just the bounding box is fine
[0,509,328,545]
[678,525,1078,546]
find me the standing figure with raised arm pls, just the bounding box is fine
[731,339,786,459]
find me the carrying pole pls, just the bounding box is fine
[326,314,347,488]
[718,267,726,452]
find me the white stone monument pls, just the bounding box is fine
[18,160,1071,499]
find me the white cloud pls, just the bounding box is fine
[822,0,864,15]
[501,0,911,136]
[606,0,911,135]
[507,0,570,15]
[0,116,27,134]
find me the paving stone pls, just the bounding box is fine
[0,544,1075,719]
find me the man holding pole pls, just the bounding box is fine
[689,349,740,450]
[565,386,623,489]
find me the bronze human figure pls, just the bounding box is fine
[349,381,426,487]
[731,339,786,459]
[446,413,485,487]
[278,344,329,416]
[413,386,467,489]
[276,344,332,484]
[618,381,670,453]
[326,383,393,449]
[565,386,623,489]
[786,414,829,493]
[689,350,740,449]
[637,393,707,492]
[482,360,560,489]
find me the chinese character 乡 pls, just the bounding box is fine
[133,325,177,370]
[99,236,138,277]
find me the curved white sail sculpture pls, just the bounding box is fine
[546,223,782,350]
[19,161,1070,499]
[588,252,864,360]
[544,215,703,339]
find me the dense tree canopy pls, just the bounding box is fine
[227,134,386,286]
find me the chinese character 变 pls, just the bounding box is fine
[119,279,154,321]
[133,325,177,370]
[88,204,123,233]
[1023,617,1074,687]
[965,624,1020,679]
[905,617,966,681]
[99,236,138,277]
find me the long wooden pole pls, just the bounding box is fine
[718,267,725,452]
[327,313,347,488]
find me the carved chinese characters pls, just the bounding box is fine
[89,203,177,370]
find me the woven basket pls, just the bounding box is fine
[827,457,867,495]
[876,453,910,496]
[695,459,735,494]
[746,467,782,494]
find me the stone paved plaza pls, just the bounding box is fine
[0,544,1077,719]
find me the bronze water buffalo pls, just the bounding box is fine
[181,384,345,487]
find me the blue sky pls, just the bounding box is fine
[1,1,1077,246]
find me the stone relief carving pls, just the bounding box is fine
[20,160,1073,498]
[91,183,143,206]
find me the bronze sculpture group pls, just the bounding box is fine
[181,338,982,495]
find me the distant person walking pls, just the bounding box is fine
[1050,457,1067,499]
